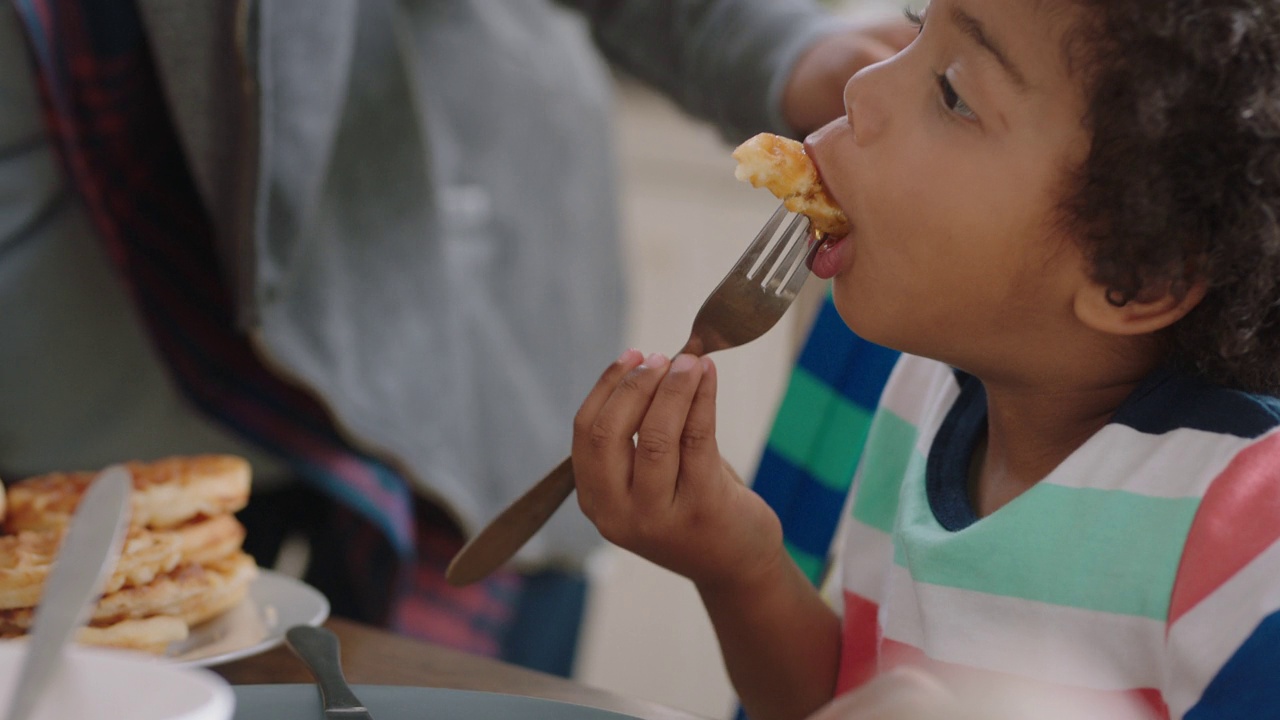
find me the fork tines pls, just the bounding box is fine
[740,205,813,299]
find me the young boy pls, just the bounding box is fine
[570,1,1280,719]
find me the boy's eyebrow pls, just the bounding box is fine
[949,5,1029,91]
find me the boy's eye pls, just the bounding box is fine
[936,73,977,121]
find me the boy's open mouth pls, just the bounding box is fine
[805,229,843,271]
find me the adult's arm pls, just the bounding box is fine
[558,0,843,140]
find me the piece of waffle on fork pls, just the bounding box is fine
[732,132,852,237]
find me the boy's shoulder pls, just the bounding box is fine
[875,356,1280,479]
[1112,367,1280,440]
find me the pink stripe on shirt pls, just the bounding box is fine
[1168,430,1280,626]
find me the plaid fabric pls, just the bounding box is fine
[10,0,527,650]
[391,499,524,656]
[751,293,900,585]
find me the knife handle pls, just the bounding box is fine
[445,456,577,587]
[286,625,367,712]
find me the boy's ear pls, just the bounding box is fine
[1074,277,1208,336]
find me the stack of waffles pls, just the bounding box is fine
[0,455,258,654]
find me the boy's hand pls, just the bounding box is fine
[572,350,784,590]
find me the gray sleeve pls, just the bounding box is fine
[556,0,838,142]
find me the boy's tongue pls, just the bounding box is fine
[806,232,847,280]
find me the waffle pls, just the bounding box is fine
[4,454,251,532]
[165,514,248,568]
[0,528,183,610]
[94,551,257,628]
[77,615,191,654]
[732,132,852,236]
[0,612,190,655]
[0,551,256,650]
[0,455,258,655]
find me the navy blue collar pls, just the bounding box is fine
[924,365,1280,531]
[926,372,987,531]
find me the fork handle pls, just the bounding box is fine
[446,456,577,586]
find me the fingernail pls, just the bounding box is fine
[641,352,668,369]
[617,348,641,364]
[670,354,696,372]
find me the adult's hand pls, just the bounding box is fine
[782,14,917,133]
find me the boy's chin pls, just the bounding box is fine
[829,291,879,339]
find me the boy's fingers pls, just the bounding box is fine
[675,357,720,499]
[573,353,670,511]
[574,349,644,433]
[631,354,703,509]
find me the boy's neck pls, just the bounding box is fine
[966,374,1147,517]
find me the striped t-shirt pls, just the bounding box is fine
[833,354,1280,719]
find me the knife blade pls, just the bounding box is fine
[4,465,132,720]
[286,625,375,720]
[445,456,576,586]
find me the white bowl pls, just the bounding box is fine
[0,641,234,720]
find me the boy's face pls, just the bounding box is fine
[805,0,1094,380]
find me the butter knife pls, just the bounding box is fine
[286,625,374,720]
[4,465,132,720]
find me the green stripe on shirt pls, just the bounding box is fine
[893,481,1199,619]
[850,410,921,533]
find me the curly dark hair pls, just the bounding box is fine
[1059,0,1280,394]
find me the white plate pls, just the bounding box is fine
[167,569,329,667]
[233,684,643,720]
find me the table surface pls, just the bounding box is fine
[213,617,709,720]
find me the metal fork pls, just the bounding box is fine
[445,204,815,586]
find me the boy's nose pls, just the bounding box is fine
[843,65,888,146]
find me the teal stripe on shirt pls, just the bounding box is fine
[850,409,920,533]
[893,481,1200,619]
